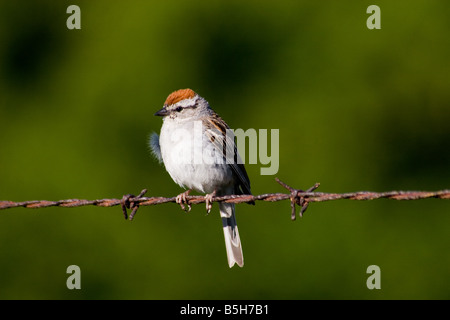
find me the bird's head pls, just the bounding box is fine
[155,88,210,120]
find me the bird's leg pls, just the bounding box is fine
[205,189,217,214]
[176,189,191,212]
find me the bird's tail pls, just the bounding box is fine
[219,202,244,268]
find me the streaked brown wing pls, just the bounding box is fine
[203,116,252,195]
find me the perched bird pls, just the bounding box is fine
[150,89,253,267]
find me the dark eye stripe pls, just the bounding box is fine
[174,103,197,112]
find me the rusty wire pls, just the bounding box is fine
[0,178,449,221]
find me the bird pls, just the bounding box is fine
[150,88,253,268]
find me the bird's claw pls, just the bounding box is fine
[205,190,216,214]
[176,190,191,212]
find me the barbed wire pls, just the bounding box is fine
[1,178,449,221]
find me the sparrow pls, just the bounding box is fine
[150,88,253,268]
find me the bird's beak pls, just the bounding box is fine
[154,107,169,117]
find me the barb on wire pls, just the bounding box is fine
[0,178,449,221]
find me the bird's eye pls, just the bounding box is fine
[175,106,183,112]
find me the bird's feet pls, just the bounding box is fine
[205,190,217,214]
[176,190,191,212]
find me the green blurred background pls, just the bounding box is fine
[0,0,449,299]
